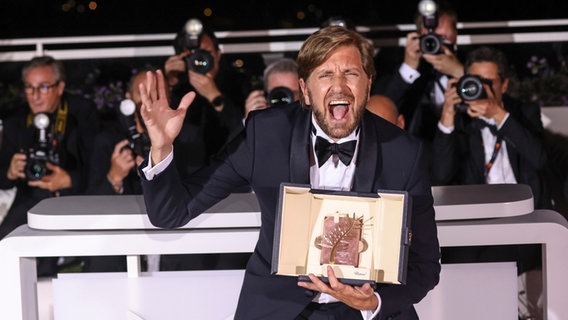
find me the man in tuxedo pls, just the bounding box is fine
[139,26,440,320]
[432,46,550,210]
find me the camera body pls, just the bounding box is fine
[418,0,443,55]
[420,33,443,55]
[174,18,214,75]
[25,113,59,181]
[454,75,489,112]
[267,86,295,107]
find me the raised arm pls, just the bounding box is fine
[139,69,196,165]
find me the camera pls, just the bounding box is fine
[267,86,295,107]
[418,0,443,55]
[119,99,151,157]
[454,75,490,112]
[174,18,214,75]
[25,113,59,181]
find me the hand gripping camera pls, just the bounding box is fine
[119,99,150,157]
[25,113,59,181]
[454,75,490,112]
[176,18,215,75]
[418,0,443,55]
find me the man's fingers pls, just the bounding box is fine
[178,91,196,113]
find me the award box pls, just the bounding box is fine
[271,183,411,287]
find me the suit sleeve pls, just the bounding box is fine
[140,124,252,229]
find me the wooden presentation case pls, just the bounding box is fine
[271,184,411,287]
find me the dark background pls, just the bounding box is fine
[1,0,568,38]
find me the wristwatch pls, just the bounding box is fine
[211,95,224,107]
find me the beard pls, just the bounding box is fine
[310,91,367,140]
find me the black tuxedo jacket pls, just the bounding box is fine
[432,94,551,209]
[141,102,440,320]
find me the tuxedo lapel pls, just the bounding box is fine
[468,124,487,181]
[352,113,379,193]
[289,107,312,184]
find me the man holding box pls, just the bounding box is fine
[139,26,440,320]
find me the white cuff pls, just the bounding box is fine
[399,63,421,84]
[142,147,174,180]
[438,121,455,134]
[360,292,382,320]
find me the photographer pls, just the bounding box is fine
[0,56,100,274]
[82,69,152,273]
[432,45,550,211]
[376,1,463,143]
[243,57,300,121]
[85,69,151,197]
[163,20,245,178]
[433,47,550,319]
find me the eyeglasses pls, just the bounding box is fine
[23,81,60,95]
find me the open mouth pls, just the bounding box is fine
[328,100,350,121]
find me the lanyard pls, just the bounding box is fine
[484,135,503,178]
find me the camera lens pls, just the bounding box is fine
[267,87,295,107]
[420,33,441,55]
[457,75,486,101]
[186,49,214,74]
[26,158,46,181]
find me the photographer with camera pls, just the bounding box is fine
[376,1,463,143]
[82,69,154,272]
[0,56,101,274]
[432,46,550,211]
[243,57,300,121]
[433,46,550,318]
[163,19,245,178]
[85,69,151,197]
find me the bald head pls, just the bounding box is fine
[366,95,405,129]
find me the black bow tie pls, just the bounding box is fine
[472,118,498,135]
[314,136,357,167]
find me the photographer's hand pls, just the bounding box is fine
[7,153,26,180]
[108,139,135,185]
[244,89,268,120]
[404,32,422,70]
[423,46,464,79]
[164,52,189,88]
[467,83,507,124]
[188,70,223,112]
[139,70,196,166]
[28,162,71,192]
[440,78,460,128]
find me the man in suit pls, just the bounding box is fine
[0,55,101,275]
[139,26,440,320]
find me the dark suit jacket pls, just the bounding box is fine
[380,65,442,143]
[432,94,551,209]
[141,102,441,320]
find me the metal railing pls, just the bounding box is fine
[1,19,567,62]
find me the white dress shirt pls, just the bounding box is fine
[437,112,517,184]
